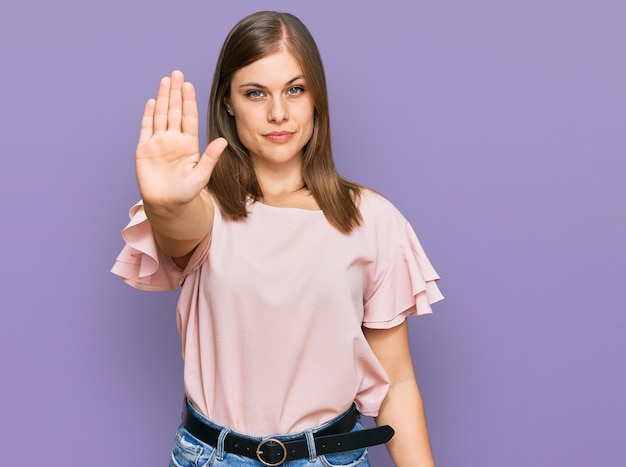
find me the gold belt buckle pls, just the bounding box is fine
[256,438,287,466]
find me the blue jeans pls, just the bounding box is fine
[169,401,370,466]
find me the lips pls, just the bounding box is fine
[263,131,294,143]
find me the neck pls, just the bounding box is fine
[254,161,305,198]
[253,165,318,209]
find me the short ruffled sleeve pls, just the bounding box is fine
[363,222,443,329]
[110,201,210,291]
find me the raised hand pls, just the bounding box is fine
[136,70,227,210]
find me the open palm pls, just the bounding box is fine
[136,70,227,208]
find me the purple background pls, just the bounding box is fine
[1,0,624,465]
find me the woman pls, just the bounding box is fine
[112,11,443,466]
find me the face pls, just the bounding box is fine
[226,50,315,170]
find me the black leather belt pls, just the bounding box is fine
[182,402,394,466]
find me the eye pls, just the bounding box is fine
[287,86,305,96]
[245,89,264,99]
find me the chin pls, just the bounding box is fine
[254,147,304,164]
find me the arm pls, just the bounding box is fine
[135,70,227,264]
[363,320,436,467]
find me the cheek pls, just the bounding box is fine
[301,103,315,131]
[302,111,315,137]
[234,115,255,139]
[233,118,263,153]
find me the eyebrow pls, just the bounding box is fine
[238,75,305,89]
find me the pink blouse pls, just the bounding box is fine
[111,190,443,436]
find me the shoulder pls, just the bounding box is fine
[357,189,407,227]
[354,189,410,246]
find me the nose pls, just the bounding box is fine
[268,96,288,122]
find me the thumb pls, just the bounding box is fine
[196,137,229,177]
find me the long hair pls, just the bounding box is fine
[207,11,362,233]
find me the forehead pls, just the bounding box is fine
[231,50,304,86]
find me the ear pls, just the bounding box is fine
[223,96,234,116]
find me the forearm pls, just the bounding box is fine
[375,378,435,467]
[144,188,214,258]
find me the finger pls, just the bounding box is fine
[138,98,156,143]
[181,81,199,137]
[167,70,184,132]
[153,76,170,134]
[196,137,229,179]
